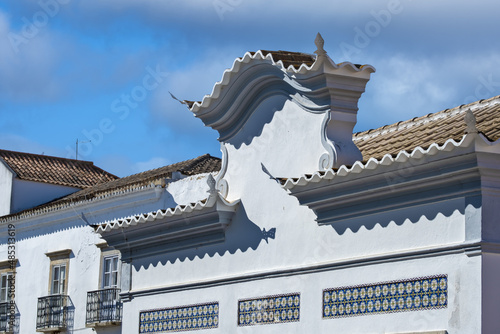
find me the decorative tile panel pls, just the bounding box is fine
[139,302,218,333]
[323,275,447,319]
[238,293,300,326]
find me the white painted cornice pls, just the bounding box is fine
[284,133,500,190]
[0,183,166,234]
[190,35,375,170]
[284,133,500,226]
[96,191,240,261]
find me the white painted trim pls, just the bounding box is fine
[190,49,374,114]
[120,241,483,299]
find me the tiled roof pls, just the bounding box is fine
[52,154,221,202]
[250,50,315,69]
[0,149,117,188]
[354,95,500,161]
[0,154,221,222]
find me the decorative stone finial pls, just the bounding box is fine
[464,109,478,134]
[314,33,327,56]
[207,174,218,195]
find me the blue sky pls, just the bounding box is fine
[1,0,499,177]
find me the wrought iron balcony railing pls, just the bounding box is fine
[86,288,122,326]
[36,295,68,332]
[0,302,14,333]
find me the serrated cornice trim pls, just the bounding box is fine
[190,49,374,149]
[284,133,500,226]
[96,193,239,233]
[190,50,374,114]
[96,193,240,261]
[283,134,494,190]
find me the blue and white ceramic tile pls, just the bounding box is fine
[323,275,447,319]
[139,302,219,333]
[238,293,300,326]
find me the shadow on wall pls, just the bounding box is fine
[227,91,288,150]
[327,194,481,235]
[133,203,277,270]
[65,299,75,334]
[4,303,20,334]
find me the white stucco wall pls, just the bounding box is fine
[482,252,500,333]
[0,176,218,334]
[166,173,212,206]
[124,253,480,333]
[130,98,471,291]
[2,102,498,334]
[11,179,80,214]
[0,218,101,333]
[119,101,485,333]
[0,152,492,334]
[0,161,13,216]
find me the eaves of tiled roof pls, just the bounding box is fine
[354,95,500,161]
[0,154,221,223]
[59,153,221,202]
[0,149,118,188]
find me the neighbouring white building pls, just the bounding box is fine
[1,34,500,334]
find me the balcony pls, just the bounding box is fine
[0,302,15,333]
[86,288,122,327]
[36,295,68,332]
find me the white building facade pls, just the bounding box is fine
[1,35,500,333]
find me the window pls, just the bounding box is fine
[0,273,13,302]
[44,249,71,296]
[37,250,71,331]
[86,245,122,326]
[51,265,66,295]
[0,260,16,333]
[102,256,119,289]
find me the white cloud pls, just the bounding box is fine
[356,52,500,131]
[149,47,239,132]
[0,9,63,103]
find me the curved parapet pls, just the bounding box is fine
[190,34,374,171]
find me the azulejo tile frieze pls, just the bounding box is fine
[323,274,447,319]
[238,292,300,326]
[139,302,219,333]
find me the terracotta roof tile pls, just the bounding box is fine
[0,154,221,222]
[0,149,117,188]
[250,50,315,69]
[60,154,221,202]
[354,95,500,161]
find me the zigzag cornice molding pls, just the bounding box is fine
[95,190,241,261]
[190,49,374,112]
[283,133,500,190]
[283,133,500,227]
[96,191,239,233]
[190,49,375,144]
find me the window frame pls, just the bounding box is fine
[0,272,13,303]
[102,255,119,289]
[45,249,71,296]
[97,244,120,290]
[50,263,67,295]
[0,259,16,305]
